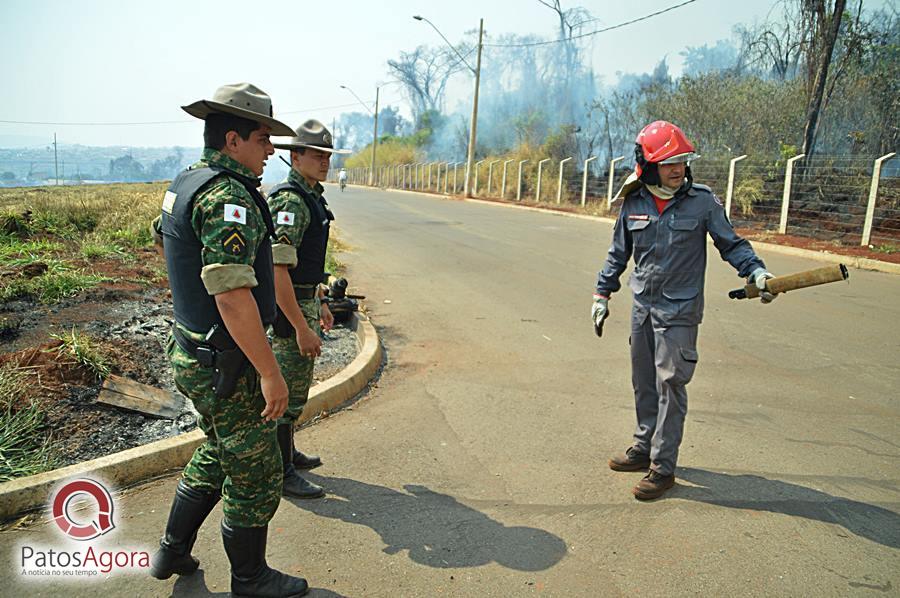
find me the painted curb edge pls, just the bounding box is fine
[0,312,382,520]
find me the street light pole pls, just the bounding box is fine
[370,86,380,186]
[414,15,483,198]
[463,19,483,198]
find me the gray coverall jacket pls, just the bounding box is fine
[595,181,765,475]
[596,182,764,325]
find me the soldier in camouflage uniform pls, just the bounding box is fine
[149,83,310,598]
[266,120,350,499]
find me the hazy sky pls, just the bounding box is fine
[0,0,888,148]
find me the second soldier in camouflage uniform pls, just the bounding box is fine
[267,120,350,499]
[149,83,310,598]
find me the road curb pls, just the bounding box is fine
[0,312,382,521]
[371,186,900,275]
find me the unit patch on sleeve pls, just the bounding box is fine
[276,211,295,226]
[223,228,247,255]
[224,204,247,224]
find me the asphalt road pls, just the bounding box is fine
[4,184,898,597]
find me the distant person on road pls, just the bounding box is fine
[266,119,350,500]
[149,83,311,597]
[338,167,348,191]
[592,120,777,500]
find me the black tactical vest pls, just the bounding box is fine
[160,166,277,332]
[268,180,333,285]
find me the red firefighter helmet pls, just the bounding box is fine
[634,120,698,178]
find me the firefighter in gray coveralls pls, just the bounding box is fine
[592,121,777,500]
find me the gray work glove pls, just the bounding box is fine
[750,267,777,304]
[591,294,610,337]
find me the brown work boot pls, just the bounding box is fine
[608,447,650,472]
[632,471,675,500]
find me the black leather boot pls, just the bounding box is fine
[277,423,325,499]
[292,447,322,470]
[149,480,220,579]
[221,521,309,597]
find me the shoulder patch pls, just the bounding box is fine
[277,234,292,246]
[223,228,247,255]
[224,204,247,224]
[276,211,295,226]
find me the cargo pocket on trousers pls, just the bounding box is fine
[675,347,699,385]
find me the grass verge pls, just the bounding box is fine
[0,363,56,481]
[48,326,112,380]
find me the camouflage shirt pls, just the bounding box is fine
[267,168,324,271]
[189,148,269,295]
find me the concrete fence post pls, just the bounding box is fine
[474,160,485,196]
[779,153,806,235]
[444,162,451,194]
[557,157,573,204]
[502,159,514,199]
[453,162,459,194]
[517,160,528,201]
[861,152,897,246]
[487,160,500,196]
[607,156,625,208]
[581,156,597,207]
[536,158,550,202]
[725,154,748,220]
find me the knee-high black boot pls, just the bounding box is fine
[221,520,309,597]
[277,423,324,499]
[149,480,220,579]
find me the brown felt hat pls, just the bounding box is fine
[273,119,351,154]
[181,83,294,136]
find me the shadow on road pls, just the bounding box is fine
[171,568,349,597]
[290,475,567,571]
[171,569,227,597]
[676,467,900,548]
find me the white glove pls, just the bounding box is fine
[591,294,609,337]
[750,268,777,304]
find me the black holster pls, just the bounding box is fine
[272,286,318,339]
[172,325,249,399]
[272,308,293,339]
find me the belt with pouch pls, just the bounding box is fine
[172,325,216,367]
[171,324,249,399]
[294,285,318,300]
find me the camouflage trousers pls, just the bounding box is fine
[272,297,320,425]
[167,331,281,527]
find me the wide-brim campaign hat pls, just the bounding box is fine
[273,119,351,154]
[182,83,294,136]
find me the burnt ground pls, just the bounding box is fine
[0,248,358,472]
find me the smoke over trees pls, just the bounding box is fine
[367,0,897,169]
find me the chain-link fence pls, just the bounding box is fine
[332,152,899,250]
